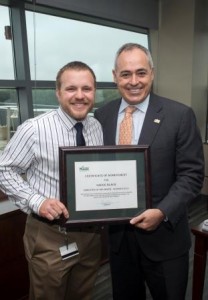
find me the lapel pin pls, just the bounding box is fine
[154,119,160,124]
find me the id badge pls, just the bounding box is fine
[59,242,79,260]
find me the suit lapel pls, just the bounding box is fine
[139,94,164,145]
[104,99,121,145]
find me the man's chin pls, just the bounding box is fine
[63,105,93,120]
[125,97,144,104]
[73,110,90,121]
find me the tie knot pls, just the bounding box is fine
[74,122,83,131]
[125,106,136,115]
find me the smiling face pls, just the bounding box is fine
[113,48,154,105]
[56,69,95,121]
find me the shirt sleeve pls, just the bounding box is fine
[0,121,45,214]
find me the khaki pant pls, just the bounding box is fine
[23,214,101,300]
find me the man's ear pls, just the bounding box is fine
[112,69,117,84]
[56,90,60,103]
[151,67,155,80]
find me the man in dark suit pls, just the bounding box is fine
[94,43,204,300]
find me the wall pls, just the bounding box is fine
[150,0,208,141]
[192,0,208,140]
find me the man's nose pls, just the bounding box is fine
[76,89,84,98]
[129,74,139,85]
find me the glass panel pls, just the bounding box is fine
[32,89,58,117]
[0,89,20,150]
[0,6,15,79]
[94,89,120,111]
[26,12,148,82]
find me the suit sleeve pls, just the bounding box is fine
[156,107,204,227]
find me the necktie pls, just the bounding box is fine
[74,122,86,146]
[119,106,136,145]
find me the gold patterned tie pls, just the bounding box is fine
[119,106,136,145]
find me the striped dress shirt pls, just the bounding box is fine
[0,107,103,214]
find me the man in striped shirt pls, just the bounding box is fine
[0,61,103,300]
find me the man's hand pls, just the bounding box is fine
[39,198,69,221]
[130,209,165,231]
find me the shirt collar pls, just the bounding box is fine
[119,95,150,114]
[57,107,88,130]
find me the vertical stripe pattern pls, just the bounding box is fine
[0,107,103,214]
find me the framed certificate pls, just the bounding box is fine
[59,145,152,226]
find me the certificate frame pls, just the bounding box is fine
[59,145,152,227]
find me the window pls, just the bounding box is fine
[26,11,148,115]
[0,89,19,149]
[0,6,14,79]
[0,2,149,148]
[26,12,148,82]
[32,89,58,116]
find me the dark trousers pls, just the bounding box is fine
[109,227,189,300]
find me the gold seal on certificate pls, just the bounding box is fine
[59,145,152,227]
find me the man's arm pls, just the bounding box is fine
[0,121,46,214]
[131,106,204,230]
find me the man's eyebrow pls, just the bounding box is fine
[120,70,131,73]
[82,85,93,88]
[120,68,147,73]
[136,68,148,72]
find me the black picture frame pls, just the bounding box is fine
[59,145,152,227]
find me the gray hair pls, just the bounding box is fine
[114,43,154,69]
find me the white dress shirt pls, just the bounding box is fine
[0,107,103,214]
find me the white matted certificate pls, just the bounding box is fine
[75,160,138,211]
[59,145,152,226]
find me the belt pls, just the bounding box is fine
[31,213,60,225]
[31,213,100,233]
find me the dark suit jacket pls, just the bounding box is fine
[94,93,204,261]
